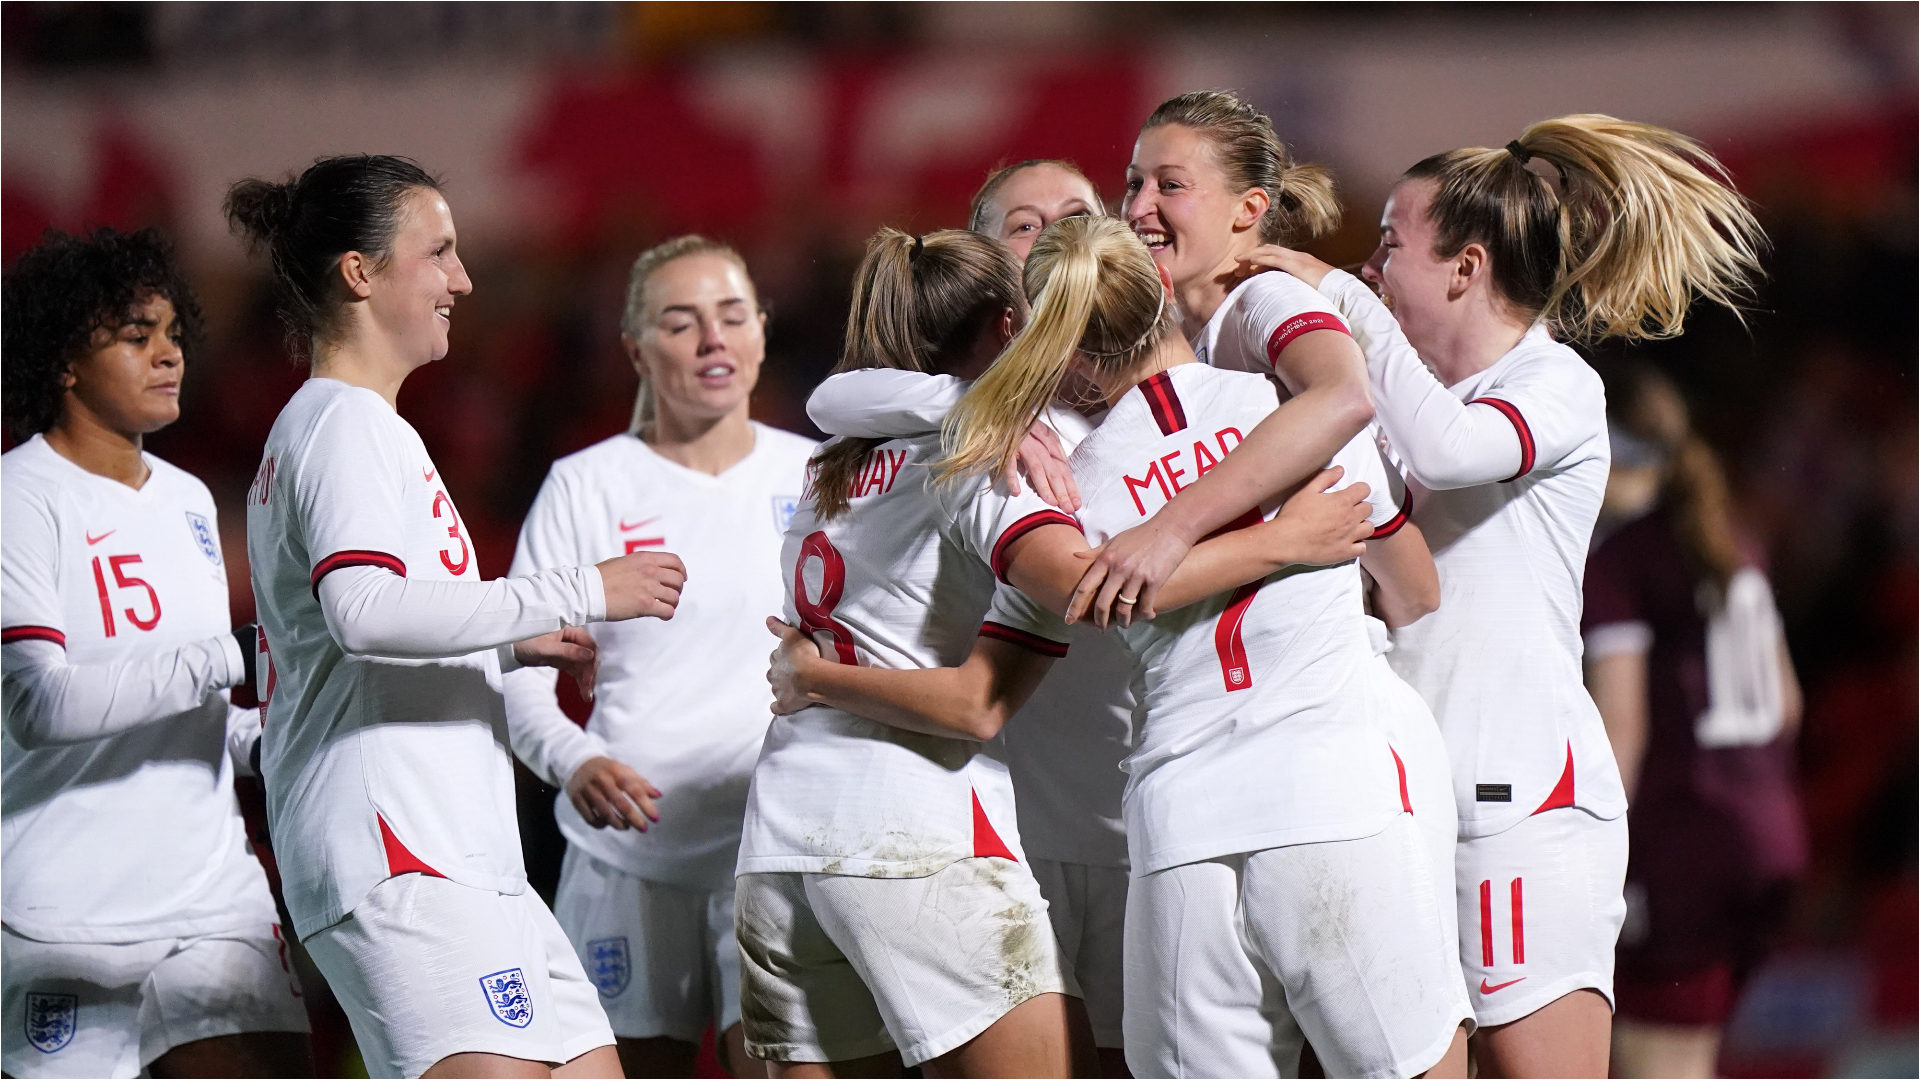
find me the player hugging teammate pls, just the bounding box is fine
[3,94,1759,1080]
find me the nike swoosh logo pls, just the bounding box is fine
[422,467,436,482]
[86,530,115,545]
[619,515,661,532]
[1480,977,1527,994]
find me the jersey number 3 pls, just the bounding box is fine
[794,532,858,665]
[92,555,162,637]
[431,491,471,576]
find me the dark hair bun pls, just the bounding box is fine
[223,177,299,248]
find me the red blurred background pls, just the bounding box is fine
[4,3,1913,1075]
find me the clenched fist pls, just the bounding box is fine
[596,550,686,621]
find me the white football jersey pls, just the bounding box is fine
[1,436,278,943]
[504,425,817,890]
[1319,270,1627,837]
[999,408,1135,869]
[1070,364,1408,875]
[801,376,1139,869]
[738,433,1075,878]
[1194,268,1411,536]
[250,379,601,938]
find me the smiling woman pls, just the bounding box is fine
[227,155,691,1080]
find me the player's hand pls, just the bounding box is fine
[1234,244,1336,289]
[596,550,686,621]
[566,756,661,831]
[512,626,600,700]
[765,617,824,715]
[1067,517,1193,629]
[1008,421,1081,512]
[1269,466,1373,566]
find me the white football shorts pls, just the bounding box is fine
[552,846,741,1043]
[1029,858,1127,1049]
[1457,805,1629,1027]
[1373,652,1464,968]
[1125,815,1473,1079]
[1,921,309,1079]
[303,874,613,1078]
[736,856,1077,1067]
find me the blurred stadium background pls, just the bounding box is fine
[3,2,1913,1076]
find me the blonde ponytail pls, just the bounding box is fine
[940,216,1170,483]
[1404,114,1764,343]
[1519,115,1764,342]
[810,227,1024,520]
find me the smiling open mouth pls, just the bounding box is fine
[1134,227,1169,252]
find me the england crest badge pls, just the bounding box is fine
[771,495,799,533]
[478,968,533,1028]
[185,511,222,566]
[585,937,631,998]
[24,992,76,1053]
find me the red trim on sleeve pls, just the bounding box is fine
[1,625,66,648]
[990,510,1081,584]
[310,550,407,598]
[1140,370,1188,435]
[1531,743,1576,814]
[971,790,1019,861]
[1471,397,1536,482]
[1391,746,1413,813]
[1370,492,1412,539]
[979,621,1069,658]
[378,814,445,878]
[1264,310,1350,365]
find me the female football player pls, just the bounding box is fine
[230,154,686,1079]
[2,227,314,1079]
[1242,114,1765,1075]
[504,235,815,1078]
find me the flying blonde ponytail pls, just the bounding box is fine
[941,216,1169,483]
[1404,114,1765,343]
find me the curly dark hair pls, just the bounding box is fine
[2,226,206,439]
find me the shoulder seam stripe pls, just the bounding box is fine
[1471,397,1535,482]
[311,550,408,598]
[979,620,1070,658]
[1,625,65,648]
[1142,371,1187,435]
[990,509,1082,584]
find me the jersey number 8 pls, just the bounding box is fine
[793,532,858,665]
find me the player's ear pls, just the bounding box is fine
[337,250,375,300]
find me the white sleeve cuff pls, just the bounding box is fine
[583,563,607,624]
[551,729,613,789]
[497,642,523,674]
[1585,620,1653,659]
[215,630,247,689]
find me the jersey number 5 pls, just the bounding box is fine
[92,554,162,637]
[793,532,858,665]
[431,491,471,576]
